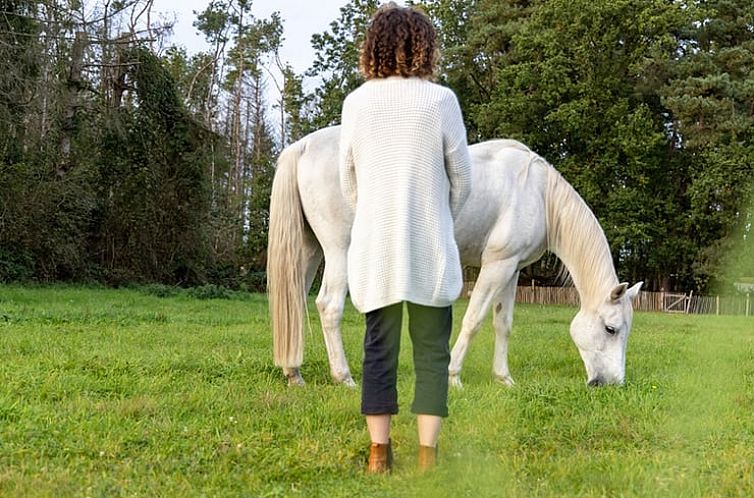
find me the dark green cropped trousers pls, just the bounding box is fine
[361,301,452,417]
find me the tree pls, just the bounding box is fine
[485,1,694,289]
[413,0,534,141]
[242,80,276,287]
[0,0,41,163]
[0,1,100,282]
[94,48,214,284]
[306,0,379,128]
[0,0,279,287]
[279,64,313,144]
[187,0,284,289]
[661,0,754,290]
[2,0,751,294]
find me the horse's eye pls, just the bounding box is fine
[605,325,617,335]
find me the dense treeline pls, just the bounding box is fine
[0,0,752,293]
[0,0,278,289]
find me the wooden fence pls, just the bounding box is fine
[461,282,752,316]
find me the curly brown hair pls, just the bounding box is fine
[359,3,438,80]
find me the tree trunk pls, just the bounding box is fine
[111,33,133,108]
[58,30,88,175]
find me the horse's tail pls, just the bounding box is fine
[267,138,308,368]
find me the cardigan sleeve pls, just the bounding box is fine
[442,92,472,220]
[338,98,357,212]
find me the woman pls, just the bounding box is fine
[339,3,472,473]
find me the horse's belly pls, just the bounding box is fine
[455,195,546,268]
[454,202,498,267]
[456,227,490,267]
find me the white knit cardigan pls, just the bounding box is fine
[339,77,472,313]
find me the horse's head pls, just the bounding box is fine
[569,282,643,386]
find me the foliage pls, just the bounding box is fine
[0,1,281,289]
[94,48,213,285]
[190,0,282,285]
[414,0,532,141]
[280,64,314,143]
[660,0,754,290]
[466,0,689,289]
[0,247,33,282]
[162,46,214,119]
[0,0,40,163]
[140,283,182,298]
[2,0,754,293]
[0,1,97,282]
[720,190,754,292]
[185,283,237,300]
[403,0,753,292]
[305,0,380,128]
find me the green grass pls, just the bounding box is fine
[0,285,752,497]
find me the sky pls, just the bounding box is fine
[153,0,406,74]
[148,0,406,133]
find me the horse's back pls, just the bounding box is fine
[292,128,549,268]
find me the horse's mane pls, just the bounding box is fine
[542,158,618,308]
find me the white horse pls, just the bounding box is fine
[267,126,642,388]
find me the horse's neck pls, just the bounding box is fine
[545,169,618,308]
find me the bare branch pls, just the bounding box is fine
[187,54,222,103]
[84,61,143,68]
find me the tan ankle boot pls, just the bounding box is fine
[418,445,437,472]
[367,440,393,474]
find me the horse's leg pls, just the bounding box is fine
[491,272,519,386]
[315,249,356,387]
[448,259,517,388]
[282,238,323,387]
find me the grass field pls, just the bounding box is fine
[0,285,753,497]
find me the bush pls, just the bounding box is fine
[0,248,34,282]
[140,283,182,298]
[186,284,236,300]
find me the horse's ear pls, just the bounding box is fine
[610,283,629,302]
[626,281,643,300]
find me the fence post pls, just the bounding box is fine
[685,290,693,314]
[747,293,750,317]
[716,295,720,316]
[660,288,665,312]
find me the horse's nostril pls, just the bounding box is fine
[587,377,603,387]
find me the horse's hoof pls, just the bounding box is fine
[287,374,305,387]
[449,374,463,389]
[341,376,357,388]
[284,368,305,387]
[494,375,515,387]
[331,372,357,388]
